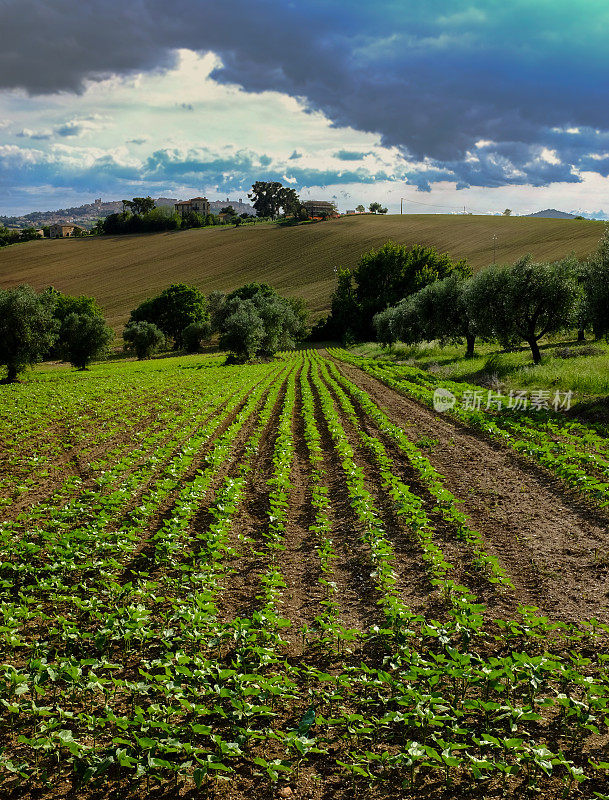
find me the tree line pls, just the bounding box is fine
[0,287,114,382]
[96,182,346,236]
[2,183,386,248]
[0,227,45,248]
[124,282,307,362]
[315,230,609,363]
[0,281,307,382]
[96,198,256,236]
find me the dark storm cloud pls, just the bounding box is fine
[2,1,608,188]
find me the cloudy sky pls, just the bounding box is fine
[1,0,609,216]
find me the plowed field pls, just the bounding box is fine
[0,214,603,330]
[1,351,608,799]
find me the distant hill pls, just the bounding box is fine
[0,200,124,230]
[0,214,604,331]
[526,209,577,219]
[153,197,179,208]
[1,195,256,229]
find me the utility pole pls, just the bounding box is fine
[400,197,406,214]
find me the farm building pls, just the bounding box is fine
[49,224,83,239]
[174,197,211,217]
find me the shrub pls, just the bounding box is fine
[182,320,211,353]
[327,241,470,340]
[42,288,103,358]
[59,313,114,370]
[217,284,307,361]
[373,306,399,349]
[129,283,209,348]
[0,285,58,382]
[123,321,165,359]
[219,300,265,362]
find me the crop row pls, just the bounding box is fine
[320,356,512,588]
[1,352,608,797]
[332,349,609,507]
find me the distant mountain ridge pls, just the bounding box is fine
[526,209,577,219]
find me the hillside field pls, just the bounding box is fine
[0,214,604,330]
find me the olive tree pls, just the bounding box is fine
[373,306,400,349]
[217,283,306,361]
[129,283,208,348]
[123,320,165,359]
[219,300,265,361]
[42,287,104,358]
[182,320,211,353]
[375,296,426,348]
[581,225,609,338]
[60,313,114,370]
[407,274,477,357]
[0,285,57,382]
[338,241,469,339]
[207,290,227,333]
[464,257,577,364]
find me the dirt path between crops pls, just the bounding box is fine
[216,379,287,623]
[331,356,609,625]
[316,369,442,617]
[219,369,385,639]
[276,377,326,649]
[318,366,528,619]
[309,378,388,633]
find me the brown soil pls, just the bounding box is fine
[116,386,270,587]
[0,402,204,525]
[274,377,326,647]
[332,357,609,624]
[314,369,438,617]
[217,378,289,622]
[5,355,609,800]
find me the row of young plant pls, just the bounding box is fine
[332,349,609,507]
[0,362,294,788]
[0,366,192,504]
[298,360,344,647]
[76,362,299,787]
[302,354,609,794]
[0,363,281,667]
[319,356,512,587]
[102,360,303,789]
[0,366,272,613]
[3,352,609,797]
[308,356,420,631]
[0,380,236,561]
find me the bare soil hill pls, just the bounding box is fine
[0,214,603,330]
